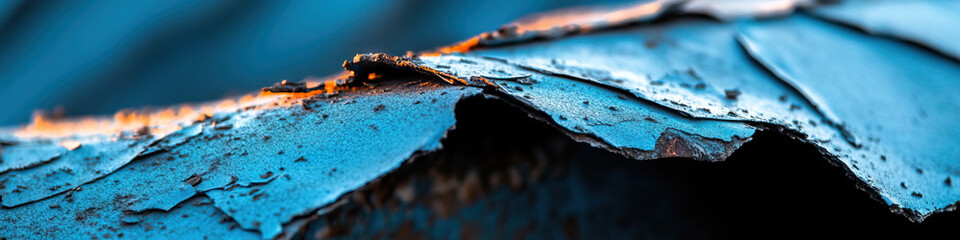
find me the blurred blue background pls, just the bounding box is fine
[0,0,631,125]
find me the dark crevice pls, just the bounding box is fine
[291,95,960,239]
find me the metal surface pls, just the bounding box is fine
[1,78,480,239]
[738,14,960,219]
[810,0,960,61]
[409,54,756,161]
[2,0,959,238]
[0,143,67,174]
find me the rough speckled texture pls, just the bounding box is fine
[0,143,67,174]
[2,1,960,238]
[412,55,755,161]
[0,137,156,207]
[738,14,960,219]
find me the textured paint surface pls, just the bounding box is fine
[466,18,838,156]
[140,123,203,156]
[738,14,960,219]
[0,138,156,207]
[0,143,66,174]
[0,150,261,239]
[456,8,960,220]
[0,79,481,239]
[1,1,959,239]
[413,55,755,160]
[470,19,827,123]
[194,83,478,237]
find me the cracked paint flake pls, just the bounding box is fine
[0,143,67,174]
[737,14,960,220]
[0,144,262,239]
[0,78,480,239]
[394,54,756,161]
[406,0,960,222]
[465,17,834,132]
[189,81,479,238]
[0,137,156,207]
[140,123,203,156]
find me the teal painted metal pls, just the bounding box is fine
[2,1,960,238]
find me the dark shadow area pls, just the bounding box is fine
[297,96,959,239]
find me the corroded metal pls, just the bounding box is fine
[2,0,959,239]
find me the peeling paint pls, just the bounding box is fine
[344,53,469,85]
[466,18,833,137]
[0,143,67,174]
[1,1,959,239]
[140,123,203,156]
[187,81,478,238]
[0,77,479,239]
[390,54,755,161]
[737,14,960,220]
[0,137,156,207]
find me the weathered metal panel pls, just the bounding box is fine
[1,79,480,239]
[738,14,960,219]
[1,1,959,239]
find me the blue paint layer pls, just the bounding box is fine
[469,18,832,138]
[0,143,66,174]
[738,14,960,218]
[811,0,960,61]
[191,84,478,238]
[141,123,203,156]
[0,149,259,239]
[0,137,155,207]
[3,3,960,238]
[0,82,479,239]
[416,55,755,161]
